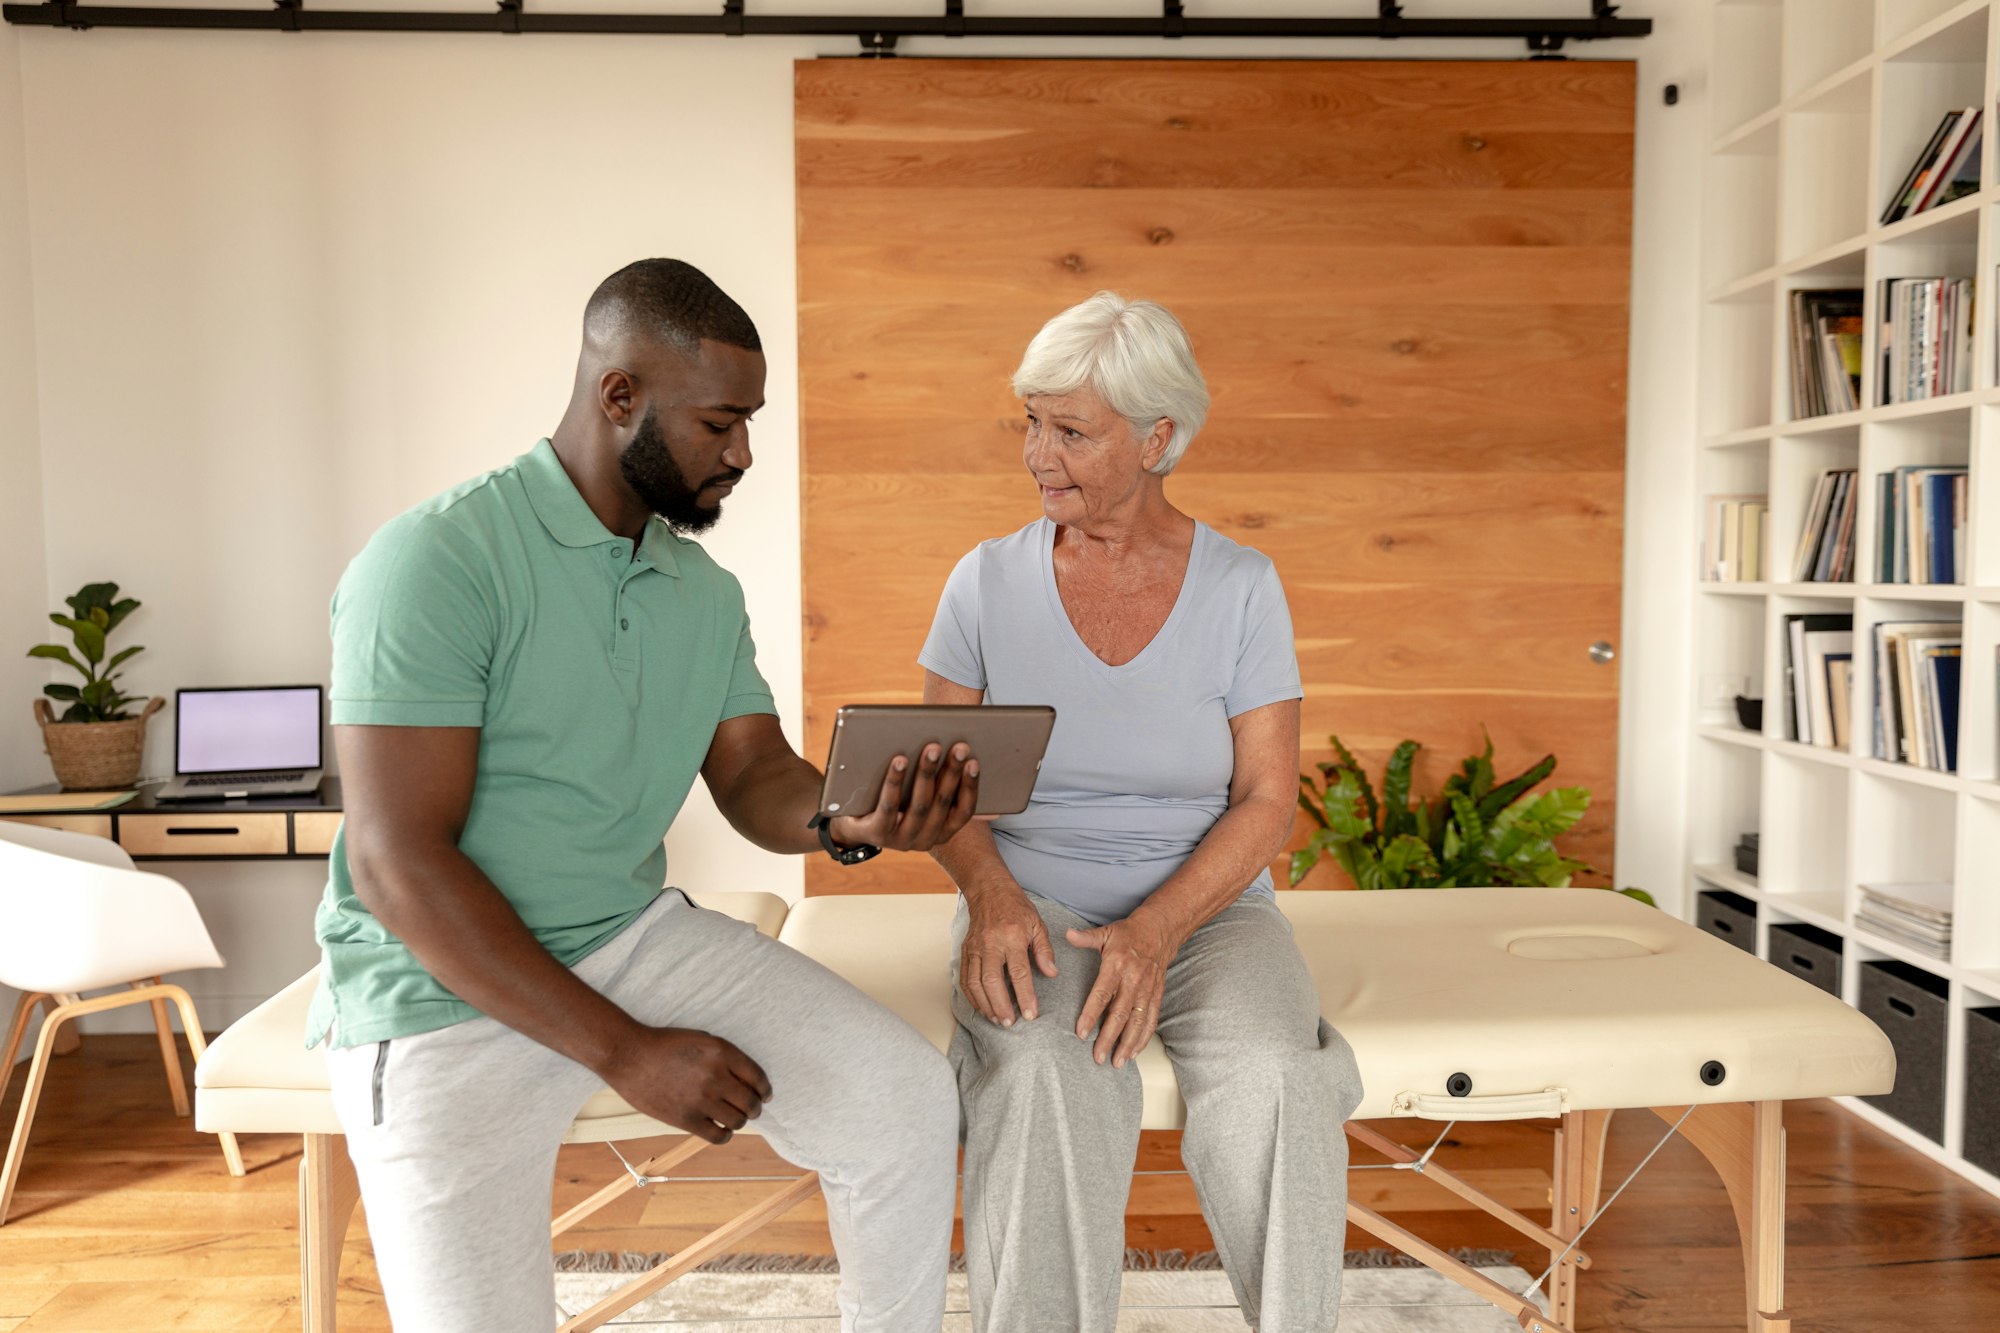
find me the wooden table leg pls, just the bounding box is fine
[1653,1101,1790,1333]
[1549,1110,1611,1328]
[301,1133,361,1333]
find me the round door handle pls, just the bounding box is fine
[1589,641,1616,665]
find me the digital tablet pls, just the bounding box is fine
[817,704,1057,820]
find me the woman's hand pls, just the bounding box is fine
[960,884,1059,1027]
[1068,911,1180,1068]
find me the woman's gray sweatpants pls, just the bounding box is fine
[324,889,959,1333]
[950,891,1365,1333]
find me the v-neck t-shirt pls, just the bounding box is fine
[307,438,776,1049]
[918,518,1302,926]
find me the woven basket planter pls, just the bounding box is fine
[33,695,163,790]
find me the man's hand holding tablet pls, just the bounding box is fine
[814,704,1058,858]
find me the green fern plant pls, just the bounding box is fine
[1291,728,1625,894]
[27,582,146,722]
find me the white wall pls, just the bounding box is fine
[1,15,48,1056]
[7,1,1706,1029]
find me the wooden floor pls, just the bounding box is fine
[2,1036,1997,1331]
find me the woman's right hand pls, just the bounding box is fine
[961,883,1059,1027]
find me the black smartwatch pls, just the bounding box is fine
[807,811,881,866]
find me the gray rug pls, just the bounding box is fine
[552,1251,1543,1331]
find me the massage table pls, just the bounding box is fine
[196,887,1894,1333]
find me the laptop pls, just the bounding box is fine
[154,685,326,801]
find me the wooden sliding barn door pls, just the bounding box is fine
[796,58,1633,895]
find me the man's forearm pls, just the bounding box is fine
[352,845,646,1075]
[708,747,824,854]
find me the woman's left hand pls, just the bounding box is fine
[1067,912,1180,1069]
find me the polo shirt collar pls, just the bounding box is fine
[520,438,679,576]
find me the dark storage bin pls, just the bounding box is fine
[1769,921,1842,996]
[1734,832,1759,879]
[1697,889,1757,953]
[1859,959,1948,1143]
[1966,1007,2000,1177]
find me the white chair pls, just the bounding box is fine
[0,820,245,1225]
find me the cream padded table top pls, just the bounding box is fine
[776,888,1896,1125]
[199,886,1894,1139]
[195,890,790,1141]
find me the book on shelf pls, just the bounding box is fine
[1790,289,1864,418]
[1704,493,1768,581]
[1792,468,1857,583]
[1828,657,1853,751]
[1879,276,1975,406]
[1872,619,1963,769]
[1856,881,1952,961]
[1881,108,1983,226]
[1784,612,1852,748]
[1875,465,1967,584]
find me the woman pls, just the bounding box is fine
[920,292,1364,1333]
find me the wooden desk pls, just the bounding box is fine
[0,779,343,860]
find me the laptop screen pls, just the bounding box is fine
[176,687,324,775]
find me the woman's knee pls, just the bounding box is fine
[963,1015,1118,1102]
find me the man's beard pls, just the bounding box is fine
[618,407,738,535]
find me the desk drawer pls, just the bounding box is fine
[118,813,289,857]
[293,812,343,857]
[0,813,114,840]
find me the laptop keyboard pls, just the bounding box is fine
[186,772,304,786]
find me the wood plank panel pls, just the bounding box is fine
[795,60,1635,134]
[798,58,1631,894]
[800,188,1637,250]
[801,244,1631,306]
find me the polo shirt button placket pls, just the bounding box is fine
[611,555,641,677]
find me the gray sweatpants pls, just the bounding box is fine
[950,891,1364,1333]
[325,889,959,1333]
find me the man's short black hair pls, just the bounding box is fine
[584,258,761,357]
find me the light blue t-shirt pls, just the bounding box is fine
[919,518,1303,925]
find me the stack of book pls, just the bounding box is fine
[1789,289,1865,417]
[1704,493,1768,581]
[1876,464,1967,584]
[1784,612,1853,749]
[1879,276,1975,405]
[1881,108,1984,225]
[1792,468,1856,582]
[1872,619,1962,770]
[1857,882,1952,961]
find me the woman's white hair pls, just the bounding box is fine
[1011,291,1209,476]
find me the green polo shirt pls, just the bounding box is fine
[307,438,775,1049]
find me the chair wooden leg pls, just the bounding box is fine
[1654,1101,1790,1333]
[301,1132,361,1333]
[40,996,80,1057]
[168,988,244,1177]
[0,991,46,1113]
[139,978,191,1118]
[0,995,78,1226]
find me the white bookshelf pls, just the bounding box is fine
[1697,0,2000,1194]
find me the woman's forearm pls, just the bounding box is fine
[1130,791,1293,947]
[932,819,1023,907]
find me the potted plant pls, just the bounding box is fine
[1292,728,1652,905]
[26,581,161,790]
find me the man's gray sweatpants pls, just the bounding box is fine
[325,889,959,1333]
[950,891,1365,1333]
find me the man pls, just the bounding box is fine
[307,259,974,1332]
